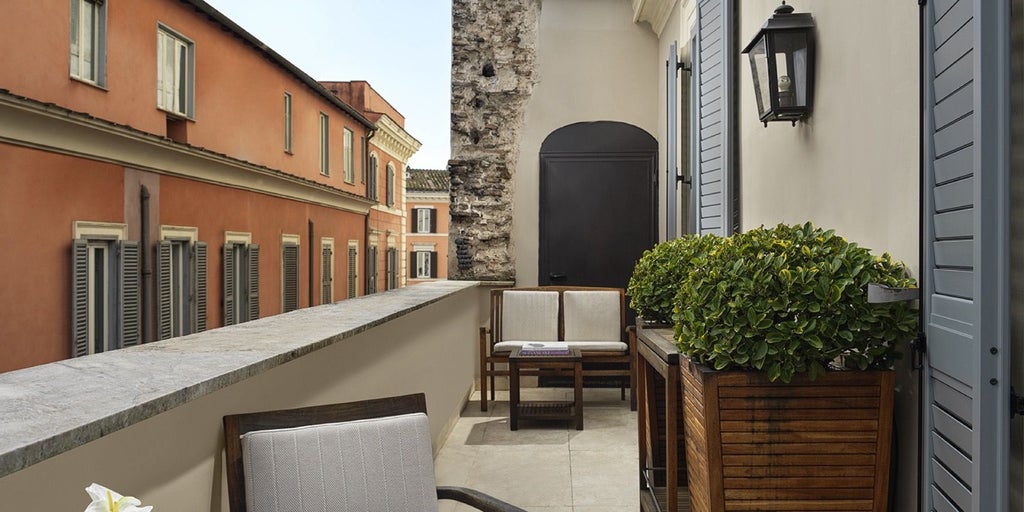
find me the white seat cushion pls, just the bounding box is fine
[240,412,438,512]
[563,290,621,342]
[501,290,559,342]
[494,340,628,352]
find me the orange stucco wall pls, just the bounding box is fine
[322,81,405,126]
[0,0,368,195]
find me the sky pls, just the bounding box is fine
[204,0,453,170]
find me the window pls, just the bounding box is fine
[223,233,259,326]
[386,247,399,290]
[347,241,358,298]
[157,26,194,118]
[156,227,207,340]
[366,245,378,294]
[416,208,436,234]
[367,154,379,201]
[412,250,437,279]
[321,238,334,304]
[283,92,293,153]
[343,128,354,183]
[319,113,330,176]
[281,235,300,313]
[69,0,106,85]
[71,222,140,357]
[386,164,396,207]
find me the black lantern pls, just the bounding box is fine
[741,2,815,126]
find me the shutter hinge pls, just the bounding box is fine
[1011,387,1024,419]
[911,332,927,370]
[677,168,691,186]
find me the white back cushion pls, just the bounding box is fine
[563,290,621,342]
[501,290,559,341]
[240,412,438,512]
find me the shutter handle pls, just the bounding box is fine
[549,273,567,281]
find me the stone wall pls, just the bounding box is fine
[449,0,540,281]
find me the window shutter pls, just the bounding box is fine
[247,244,260,321]
[366,246,377,294]
[157,240,173,340]
[409,251,417,279]
[321,245,333,304]
[386,167,395,206]
[920,2,1010,511]
[71,239,89,358]
[430,251,438,278]
[223,243,236,326]
[193,241,207,332]
[692,0,735,236]
[119,241,141,348]
[282,243,299,312]
[347,246,357,298]
[429,209,437,233]
[368,160,378,201]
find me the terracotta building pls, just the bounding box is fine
[0,0,404,372]
[405,168,450,283]
[322,81,422,292]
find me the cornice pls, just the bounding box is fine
[371,114,422,163]
[632,0,676,36]
[406,191,449,203]
[0,93,373,215]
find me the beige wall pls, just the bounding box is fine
[0,288,482,511]
[514,0,660,285]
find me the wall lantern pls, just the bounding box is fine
[741,2,816,126]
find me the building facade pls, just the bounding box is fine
[0,0,403,372]
[451,0,1023,510]
[405,168,450,284]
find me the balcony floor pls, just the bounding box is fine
[436,387,639,512]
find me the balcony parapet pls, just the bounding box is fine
[0,281,478,479]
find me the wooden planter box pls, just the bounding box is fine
[679,355,894,512]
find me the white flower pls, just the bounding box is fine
[84,483,154,512]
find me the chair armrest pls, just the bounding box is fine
[437,486,528,512]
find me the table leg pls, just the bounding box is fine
[509,360,520,431]
[574,360,583,430]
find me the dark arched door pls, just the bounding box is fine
[539,121,658,296]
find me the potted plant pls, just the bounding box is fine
[627,234,722,327]
[672,222,917,512]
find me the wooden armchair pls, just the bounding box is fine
[223,393,526,512]
[478,286,636,412]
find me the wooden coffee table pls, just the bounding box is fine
[508,347,583,430]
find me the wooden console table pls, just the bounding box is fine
[508,347,583,430]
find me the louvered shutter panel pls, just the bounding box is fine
[321,245,333,304]
[430,251,438,278]
[409,251,417,279]
[366,246,378,294]
[666,41,680,239]
[223,244,236,326]
[71,239,89,357]
[247,244,260,321]
[429,209,437,233]
[347,246,357,298]
[693,0,735,236]
[369,162,378,201]
[386,167,395,206]
[193,241,207,332]
[157,240,173,340]
[282,243,299,312]
[119,241,141,348]
[921,2,1010,511]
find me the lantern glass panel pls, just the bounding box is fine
[747,37,772,117]
[773,31,809,108]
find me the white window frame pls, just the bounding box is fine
[319,112,330,176]
[416,208,434,234]
[415,251,432,279]
[69,0,106,86]
[343,128,355,183]
[74,221,126,355]
[156,25,195,118]
[283,92,293,153]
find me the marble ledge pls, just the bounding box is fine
[0,280,479,479]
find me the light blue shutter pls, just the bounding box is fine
[692,0,734,236]
[247,244,260,321]
[193,241,207,332]
[157,240,173,340]
[71,239,89,357]
[119,241,141,348]
[921,1,1010,511]
[223,244,236,326]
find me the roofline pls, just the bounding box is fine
[182,0,374,129]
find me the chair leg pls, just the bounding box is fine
[480,358,488,412]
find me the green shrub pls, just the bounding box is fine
[628,235,722,325]
[673,222,918,382]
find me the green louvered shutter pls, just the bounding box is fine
[321,244,333,304]
[71,239,89,357]
[366,246,378,294]
[921,1,1011,511]
[692,0,736,236]
[223,244,236,326]
[119,241,141,348]
[282,243,299,312]
[157,240,173,340]
[247,244,260,321]
[193,241,207,332]
[347,245,357,298]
